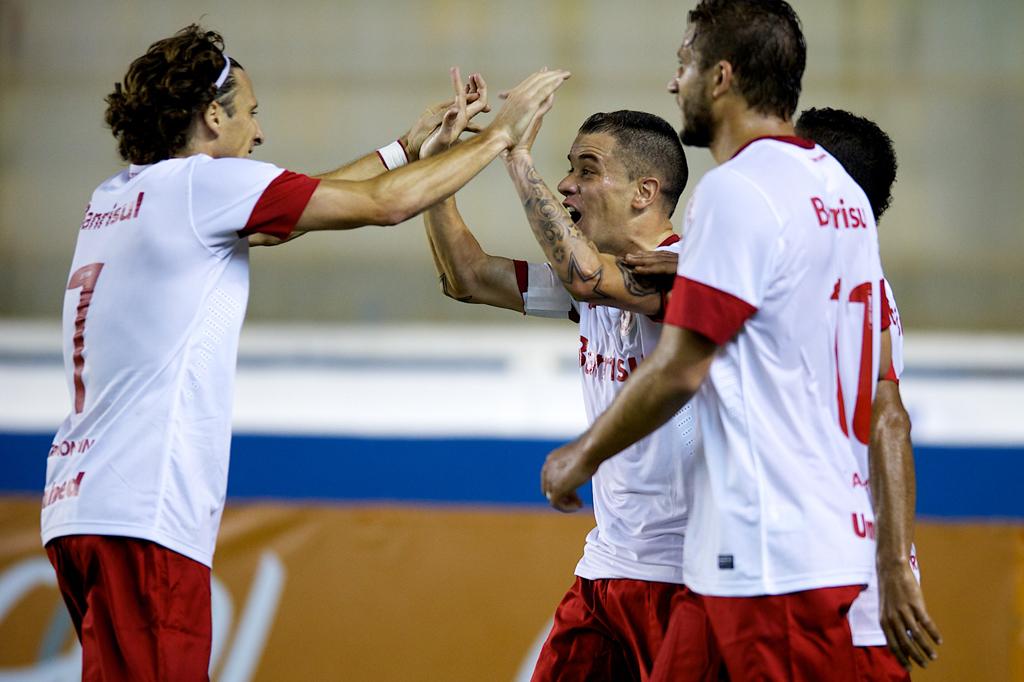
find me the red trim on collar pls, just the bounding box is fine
[658,233,681,247]
[731,135,815,159]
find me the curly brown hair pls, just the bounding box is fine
[105,24,241,164]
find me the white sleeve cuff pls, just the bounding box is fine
[524,262,575,318]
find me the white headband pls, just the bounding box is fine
[214,55,232,90]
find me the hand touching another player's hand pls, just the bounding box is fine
[420,69,490,159]
[622,250,680,293]
[488,68,570,150]
[540,440,597,513]
[405,70,488,162]
[501,84,555,166]
[878,559,942,671]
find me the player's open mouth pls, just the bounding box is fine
[564,205,582,223]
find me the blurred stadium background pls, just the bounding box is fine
[1,0,1022,680]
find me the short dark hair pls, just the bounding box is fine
[104,24,243,164]
[578,110,688,217]
[687,0,806,120]
[796,108,898,221]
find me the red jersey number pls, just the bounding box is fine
[832,280,874,444]
[67,263,104,413]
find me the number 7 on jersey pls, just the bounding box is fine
[67,263,104,413]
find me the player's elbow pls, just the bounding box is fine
[671,365,707,397]
[565,285,593,303]
[647,328,716,398]
[876,402,912,439]
[376,203,416,227]
[564,279,605,304]
[561,265,607,303]
[365,183,421,226]
[437,265,482,304]
[439,274,474,302]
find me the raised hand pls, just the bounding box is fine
[503,92,555,164]
[405,70,489,161]
[420,69,491,159]
[489,68,570,149]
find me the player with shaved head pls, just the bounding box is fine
[419,74,719,679]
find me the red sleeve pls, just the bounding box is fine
[647,291,670,324]
[645,236,682,323]
[664,276,757,345]
[879,279,892,331]
[513,259,529,294]
[883,362,900,383]
[238,171,320,239]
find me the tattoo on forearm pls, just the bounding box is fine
[563,252,610,298]
[518,163,610,298]
[615,259,659,297]
[439,273,473,302]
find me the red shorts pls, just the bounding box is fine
[45,535,212,682]
[699,585,863,682]
[649,587,722,682]
[532,576,720,682]
[855,645,911,681]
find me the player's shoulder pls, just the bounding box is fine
[189,154,282,178]
[692,162,781,226]
[94,167,133,193]
[188,154,287,195]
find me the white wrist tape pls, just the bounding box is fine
[376,140,409,170]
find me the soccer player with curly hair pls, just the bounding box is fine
[41,23,568,680]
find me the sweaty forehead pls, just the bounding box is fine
[568,132,619,163]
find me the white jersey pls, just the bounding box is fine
[665,137,883,596]
[848,279,921,646]
[520,237,696,584]
[41,154,318,567]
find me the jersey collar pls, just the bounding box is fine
[731,135,815,160]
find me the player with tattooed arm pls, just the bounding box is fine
[420,76,718,681]
[540,2,888,679]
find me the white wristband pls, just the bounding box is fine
[376,140,409,171]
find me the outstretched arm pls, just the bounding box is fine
[424,197,524,311]
[871,329,942,670]
[249,72,490,246]
[314,90,486,182]
[418,73,525,312]
[541,324,716,510]
[292,67,570,231]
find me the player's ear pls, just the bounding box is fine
[711,60,734,99]
[201,100,222,136]
[633,177,661,211]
